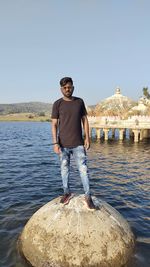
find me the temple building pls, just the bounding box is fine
[94,87,135,117]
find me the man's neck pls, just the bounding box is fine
[63,96,74,101]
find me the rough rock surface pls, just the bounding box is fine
[19,195,135,267]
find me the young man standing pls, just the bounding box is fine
[51,77,96,209]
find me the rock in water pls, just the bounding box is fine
[19,195,135,267]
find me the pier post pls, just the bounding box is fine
[96,128,101,139]
[132,129,139,142]
[140,130,143,141]
[103,128,109,141]
[119,129,125,140]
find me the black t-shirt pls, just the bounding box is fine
[51,97,87,148]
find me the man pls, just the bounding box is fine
[51,77,96,209]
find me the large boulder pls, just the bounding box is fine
[19,195,135,267]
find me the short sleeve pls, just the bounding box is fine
[51,101,59,119]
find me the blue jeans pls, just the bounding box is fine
[59,145,90,196]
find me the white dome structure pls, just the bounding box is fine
[95,87,135,116]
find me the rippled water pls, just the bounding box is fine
[0,122,149,267]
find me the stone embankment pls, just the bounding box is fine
[19,195,135,267]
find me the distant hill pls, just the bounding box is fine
[0,102,53,115]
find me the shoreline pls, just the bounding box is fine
[0,113,52,122]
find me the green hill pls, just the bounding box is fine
[0,102,53,115]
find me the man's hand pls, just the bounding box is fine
[53,144,61,154]
[84,139,90,150]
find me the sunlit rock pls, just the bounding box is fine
[19,195,135,267]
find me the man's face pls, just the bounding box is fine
[61,82,74,98]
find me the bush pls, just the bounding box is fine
[28,114,34,119]
[38,112,45,116]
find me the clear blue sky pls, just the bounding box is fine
[0,0,150,105]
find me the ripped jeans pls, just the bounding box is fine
[59,145,90,196]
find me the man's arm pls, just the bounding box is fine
[51,118,61,154]
[82,115,90,150]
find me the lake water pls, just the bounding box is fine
[0,122,149,267]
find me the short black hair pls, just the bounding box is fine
[60,77,73,87]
